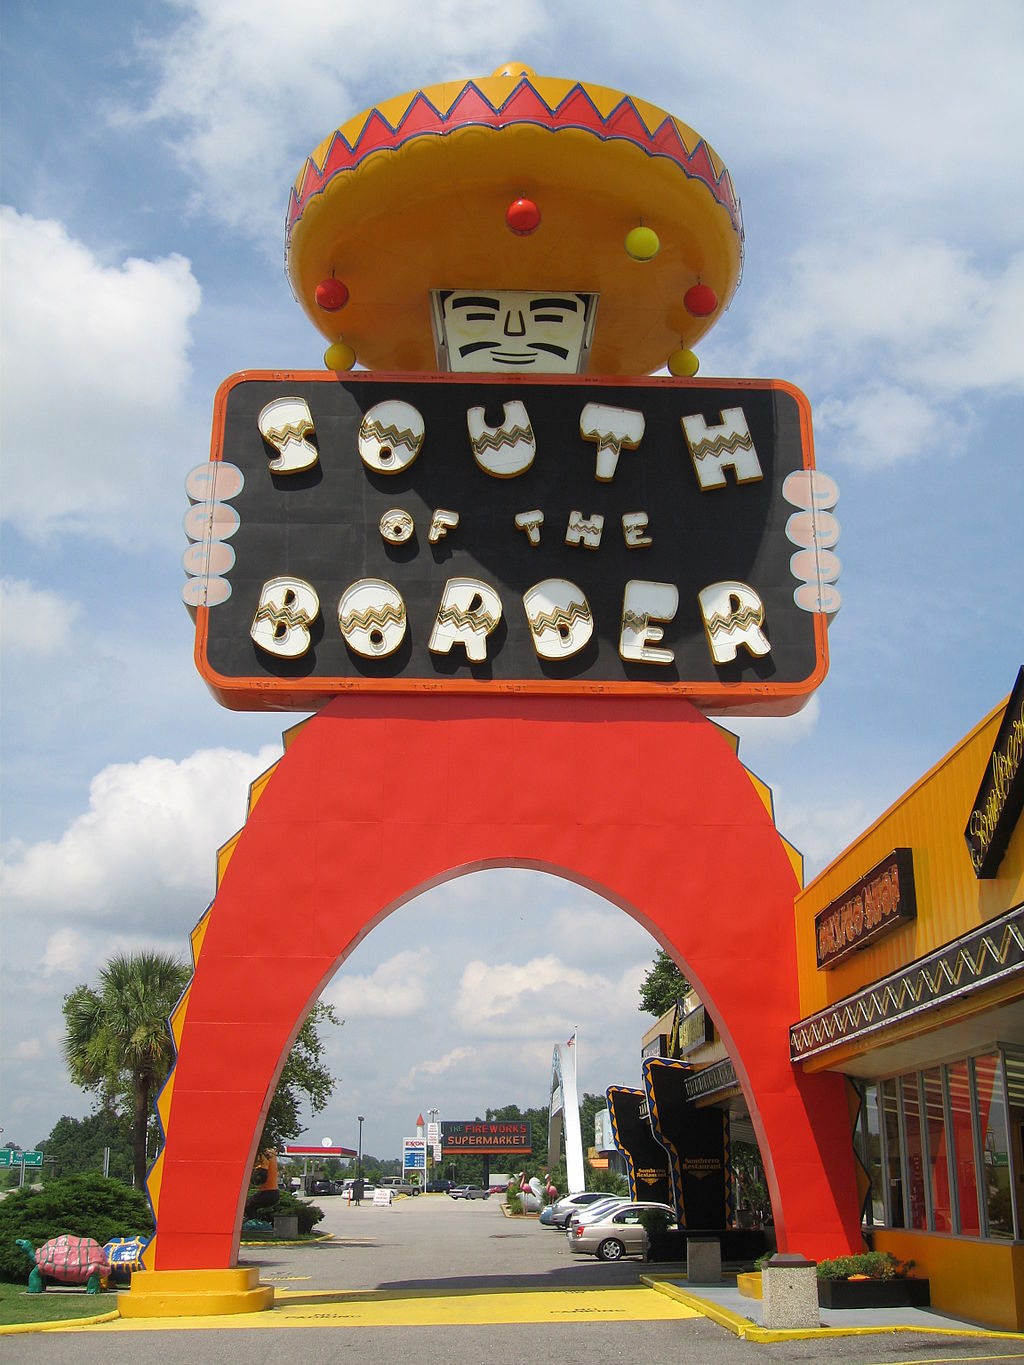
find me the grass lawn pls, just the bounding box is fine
[0,1280,119,1327]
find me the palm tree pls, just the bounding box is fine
[63,950,191,1187]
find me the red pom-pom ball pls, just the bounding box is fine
[684,283,717,317]
[315,278,349,311]
[506,197,541,235]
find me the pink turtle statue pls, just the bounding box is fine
[17,1234,110,1294]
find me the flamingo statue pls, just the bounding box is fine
[544,1172,558,1201]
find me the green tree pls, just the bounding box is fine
[638,948,690,1016]
[39,1109,134,1182]
[62,951,191,1188]
[256,1002,341,1153]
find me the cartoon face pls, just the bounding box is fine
[432,290,596,374]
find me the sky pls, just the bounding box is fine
[1,1,1023,1167]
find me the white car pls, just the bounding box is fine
[541,1191,613,1228]
[566,1196,630,1231]
[567,1201,677,1261]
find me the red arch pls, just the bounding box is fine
[152,695,860,1268]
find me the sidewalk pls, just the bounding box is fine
[645,1275,1024,1343]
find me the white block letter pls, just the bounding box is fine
[358,400,425,474]
[258,398,319,474]
[467,401,535,477]
[620,581,679,665]
[565,510,604,549]
[681,407,762,489]
[699,581,771,662]
[523,579,593,660]
[429,578,502,662]
[250,577,320,658]
[338,579,407,658]
[579,403,645,482]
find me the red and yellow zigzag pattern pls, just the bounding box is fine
[288,76,742,241]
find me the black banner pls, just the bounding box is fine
[643,1057,730,1228]
[966,666,1024,878]
[606,1086,672,1205]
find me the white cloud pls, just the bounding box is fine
[0,743,282,932]
[40,928,91,976]
[0,579,81,655]
[324,950,431,1018]
[454,954,623,1038]
[133,0,550,247]
[0,207,202,542]
[402,1046,477,1086]
[720,695,822,752]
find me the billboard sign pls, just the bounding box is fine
[188,372,832,716]
[441,1120,531,1155]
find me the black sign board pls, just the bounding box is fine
[191,371,827,713]
[965,667,1024,879]
[606,1086,672,1205]
[643,1058,730,1228]
[814,848,917,970]
[441,1120,531,1154]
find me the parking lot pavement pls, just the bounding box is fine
[5,1194,1024,1359]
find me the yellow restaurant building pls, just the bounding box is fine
[791,667,1024,1329]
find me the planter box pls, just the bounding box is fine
[817,1277,930,1309]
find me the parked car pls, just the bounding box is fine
[449,1185,489,1200]
[565,1196,630,1230]
[425,1180,451,1193]
[567,1202,677,1261]
[541,1191,616,1228]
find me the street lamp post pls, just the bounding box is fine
[357,1115,364,1184]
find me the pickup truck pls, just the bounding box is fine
[379,1177,421,1196]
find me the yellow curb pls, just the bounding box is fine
[0,1309,120,1335]
[643,1278,1024,1343]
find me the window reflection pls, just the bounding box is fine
[856,1082,885,1227]
[975,1054,1014,1239]
[901,1074,928,1230]
[923,1068,952,1232]
[881,1078,904,1228]
[948,1059,980,1235]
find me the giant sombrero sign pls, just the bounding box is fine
[184,64,841,716]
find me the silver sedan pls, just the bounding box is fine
[566,1201,677,1261]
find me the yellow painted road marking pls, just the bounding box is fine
[46,1287,700,1331]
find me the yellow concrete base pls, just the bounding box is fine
[117,1268,274,1318]
[874,1230,1024,1331]
[736,1271,763,1299]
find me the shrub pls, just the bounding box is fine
[816,1251,914,1281]
[258,1189,323,1234]
[0,1174,152,1282]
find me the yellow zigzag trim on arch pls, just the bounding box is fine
[144,733,296,1267]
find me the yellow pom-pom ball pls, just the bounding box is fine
[324,340,356,371]
[668,347,699,377]
[624,225,660,261]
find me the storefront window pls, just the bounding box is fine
[973,1053,1014,1239]
[947,1059,981,1235]
[923,1068,952,1232]
[881,1078,904,1227]
[856,1082,885,1227]
[901,1073,928,1230]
